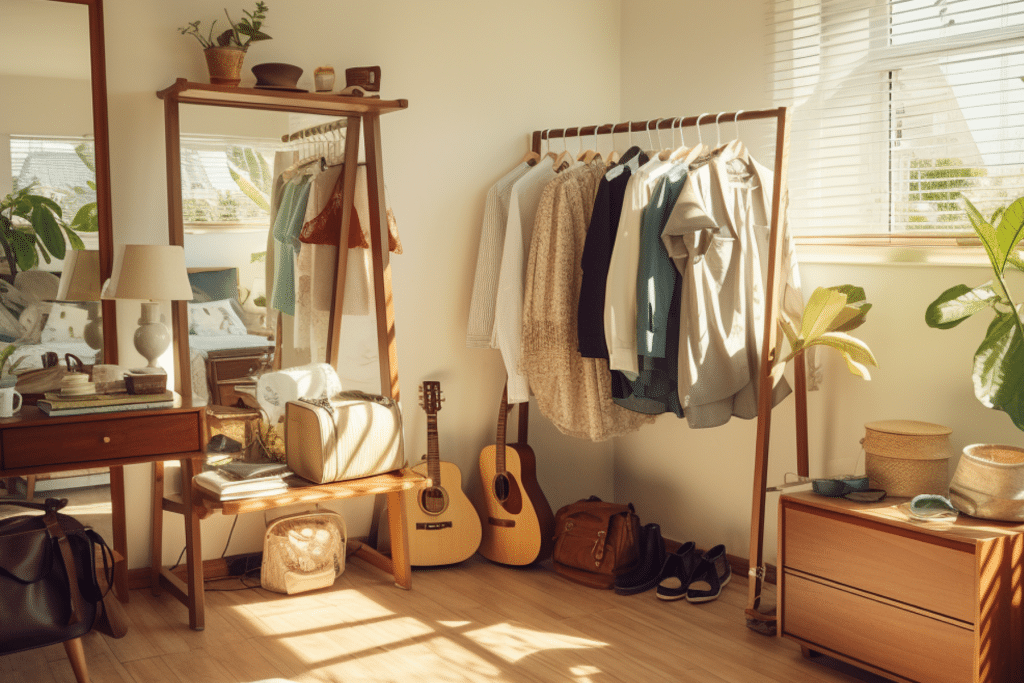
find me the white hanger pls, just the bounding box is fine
[606,123,620,165]
[671,112,708,164]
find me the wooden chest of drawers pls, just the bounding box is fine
[778,492,1024,683]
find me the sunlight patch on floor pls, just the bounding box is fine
[463,622,607,664]
[278,616,436,665]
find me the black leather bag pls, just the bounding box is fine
[0,498,123,655]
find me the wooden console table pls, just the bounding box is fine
[778,492,1024,683]
[0,403,206,601]
[152,462,426,630]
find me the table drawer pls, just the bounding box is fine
[2,412,202,469]
[211,356,264,381]
[783,572,973,683]
[783,504,975,622]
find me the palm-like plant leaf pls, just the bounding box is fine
[925,283,999,329]
[973,310,1024,430]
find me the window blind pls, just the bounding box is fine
[769,0,1024,239]
[179,134,279,227]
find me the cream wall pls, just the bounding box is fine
[616,0,1024,564]
[100,0,622,567]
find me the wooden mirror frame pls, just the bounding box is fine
[56,0,117,362]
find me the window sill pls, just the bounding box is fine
[795,236,994,268]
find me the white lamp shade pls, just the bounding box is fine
[105,244,194,301]
[56,250,102,301]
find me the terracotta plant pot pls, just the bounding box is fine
[204,46,246,86]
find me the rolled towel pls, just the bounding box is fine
[257,362,343,424]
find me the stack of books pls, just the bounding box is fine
[194,462,292,501]
[37,390,175,416]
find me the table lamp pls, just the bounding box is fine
[56,249,103,352]
[105,244,193,371]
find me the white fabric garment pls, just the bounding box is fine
[603,156,669,379]
[465,162,531,348]
[661,148,802,429]
[493,156,556,403]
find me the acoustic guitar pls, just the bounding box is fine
[400,381,482,566]
[477,385,555,565]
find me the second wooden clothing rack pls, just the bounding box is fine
[530,107,806,627]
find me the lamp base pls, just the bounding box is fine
[134,301,170,370]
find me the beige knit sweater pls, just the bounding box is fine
[521,160,656,441]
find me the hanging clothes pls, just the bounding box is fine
[613,168,688,417]
[269,175,312,317]
[493,156,557,404]
[577,148,647,360]
[466,161,532,349]
[661,148,802,429]
[522,159,655,441]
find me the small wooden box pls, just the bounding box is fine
[124,371,167,395]
[206,404,261,458]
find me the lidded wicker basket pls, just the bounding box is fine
[864,420,952,497]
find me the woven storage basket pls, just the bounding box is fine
[949,444,1024,522]
[864,420,951,497]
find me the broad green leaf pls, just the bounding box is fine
[990,206,1006,226]
[1009,250,1024,274]
[228,168,270,212]
[64,227,85,251]
[831,302,872,333]
[995,198,1024,274]
[799,287,848,341]
[965,197,1005,277]
[10,230,36,271]
[925,283,999,329]
[973,311,1024,430]
[26,195,62,218]
[826,284,866,304]
[32,204,65,259]
[812,331,878,369]
[71,203,99,232]
[250,251,266,263]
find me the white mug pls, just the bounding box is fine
[0,386,23,418]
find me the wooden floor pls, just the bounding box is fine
[1,555,890,683]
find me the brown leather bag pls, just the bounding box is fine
[551,496,641,589]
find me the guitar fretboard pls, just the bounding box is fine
[426,413,441,485]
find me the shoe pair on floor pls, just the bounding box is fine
[613,523,731,603]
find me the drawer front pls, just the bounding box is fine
[212,356,264,381]
[2,412,202,469]
[214,381,257,408]
[783,572,973,683]
[783,505,975,622]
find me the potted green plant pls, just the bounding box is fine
[925,196,1024,431]
[0,184,87,285]
[179,2,271,87]
[926,196,1024,520]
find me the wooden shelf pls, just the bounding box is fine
[156,78,409,117]
[191,468,425,518]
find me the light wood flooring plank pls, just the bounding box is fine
[1,555,892,683]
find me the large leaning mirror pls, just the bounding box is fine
[0,0,116,376]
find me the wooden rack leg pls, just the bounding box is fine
[385,489,412,589]
[747,108,791,625]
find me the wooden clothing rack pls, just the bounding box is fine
[531,107,807,627]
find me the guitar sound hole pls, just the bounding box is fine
[493,473,511,503]
[419,486,448,515]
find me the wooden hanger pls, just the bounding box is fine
[552,128,576,172]
[520,150,541,166]
[577,125,603,164]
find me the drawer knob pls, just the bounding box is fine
[103,436,111,444]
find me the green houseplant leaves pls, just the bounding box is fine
[925,196,1024,431]
[771,285,878,385]
[0,186,84,282]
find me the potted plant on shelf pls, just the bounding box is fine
[925,195,1024,520]
[179,2,271,87]
[0,344,26,389]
